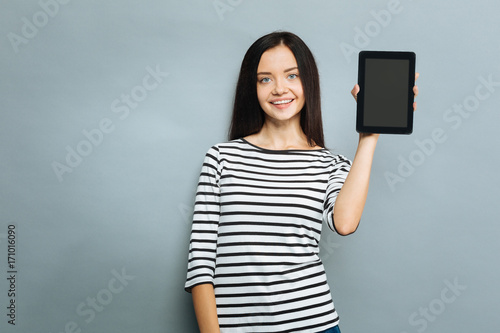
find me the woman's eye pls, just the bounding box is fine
[260,77,271,83]
[288,73,298,79]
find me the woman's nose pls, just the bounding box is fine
[273,78,288,95]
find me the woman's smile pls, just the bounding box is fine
[269,98,295,108]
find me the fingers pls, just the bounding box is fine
[414,72,419,97]
[351,84,360,102]
[413,72,419,111]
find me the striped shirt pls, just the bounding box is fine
[185,138,352,333]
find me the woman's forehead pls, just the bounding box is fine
[257,45,297,72]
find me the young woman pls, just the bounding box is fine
[185,31,418,333]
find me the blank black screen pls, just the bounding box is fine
[363,58,409,127]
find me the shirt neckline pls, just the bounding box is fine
[240,138,326,153]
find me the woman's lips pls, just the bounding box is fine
[270,99,294,109]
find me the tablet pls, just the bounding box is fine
[356,51,416,134]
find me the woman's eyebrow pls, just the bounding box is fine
[257,67,299,75]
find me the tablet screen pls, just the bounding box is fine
[364,58,409,127]
[356,51,415,134]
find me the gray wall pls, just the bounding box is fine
[1,0,499,332]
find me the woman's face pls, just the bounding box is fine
[256,45,305,125]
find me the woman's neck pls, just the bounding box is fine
[245,119,318,150]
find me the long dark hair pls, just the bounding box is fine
[228,31,325,148]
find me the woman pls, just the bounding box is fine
[185,31,418,333]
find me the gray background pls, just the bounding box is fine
[1,0,499,332]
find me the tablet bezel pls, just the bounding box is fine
[356,51,416,134]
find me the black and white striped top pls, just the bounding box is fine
[185,138,351,333]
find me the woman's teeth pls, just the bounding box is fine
[271,99,293,105]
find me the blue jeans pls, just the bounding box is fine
[317,325,341,333]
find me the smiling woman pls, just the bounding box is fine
[229,31,324,150]
[184,31,416,333]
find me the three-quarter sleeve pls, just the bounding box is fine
[185,146,222,292]
[323,155,352,233]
